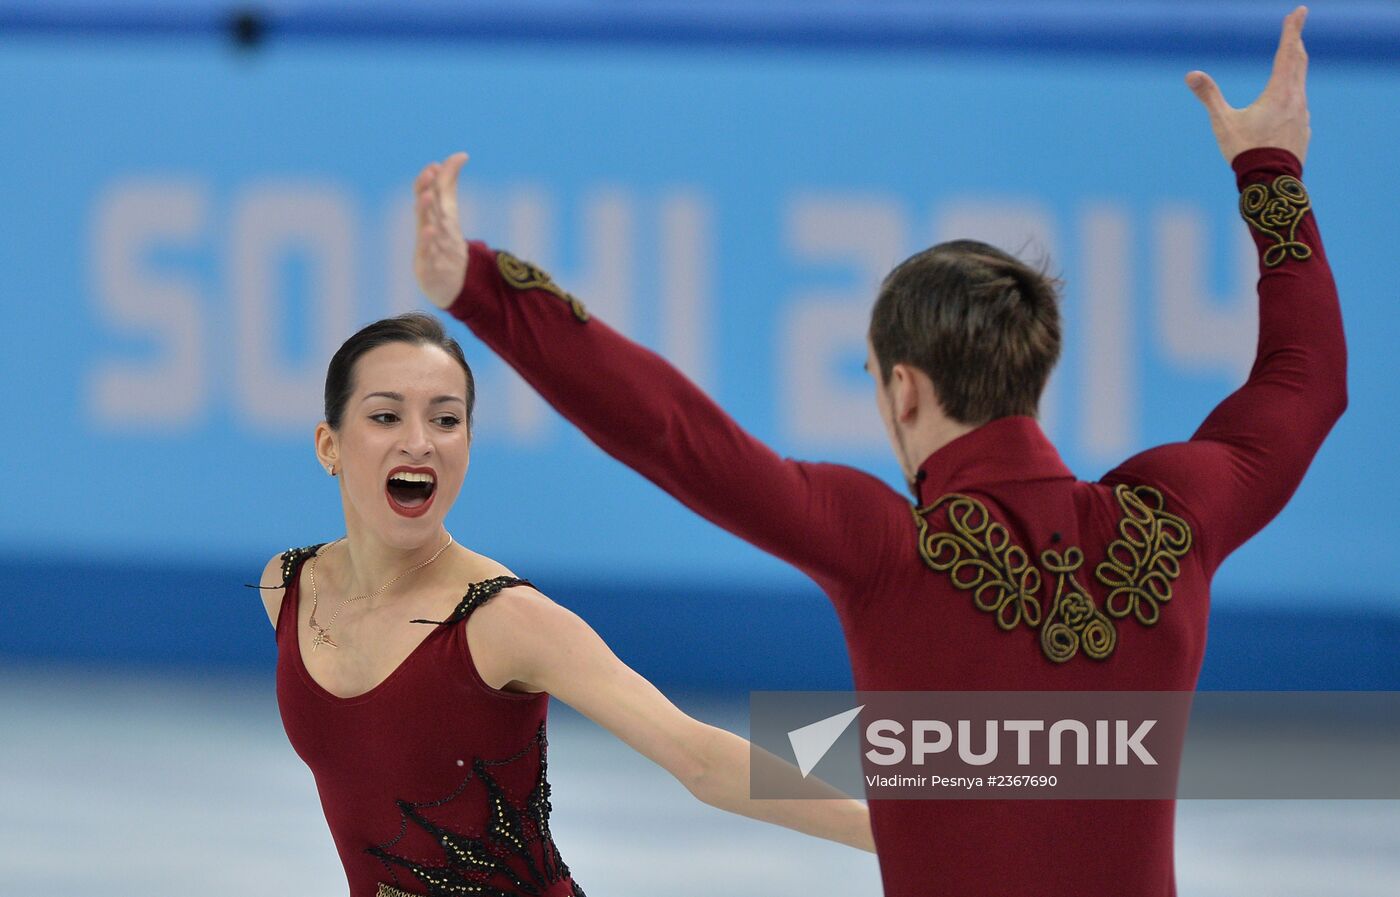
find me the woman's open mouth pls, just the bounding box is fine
[385,466,437,518]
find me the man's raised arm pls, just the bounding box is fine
[1104,7,1347,573]
[411,157,905,594]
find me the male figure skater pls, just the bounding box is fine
[413,8,1344,895]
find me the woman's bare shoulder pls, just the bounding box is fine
[448,543,524,584]
[256,552,287,629]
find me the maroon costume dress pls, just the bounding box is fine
[274,545,585,897]
[446,147,1345,896]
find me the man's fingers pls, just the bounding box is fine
[1185,71,1230,118]
[1268,7,1309,90]
[1292,6,1309,81]
[1286,6,1308,47]
[1273,6,1307,61]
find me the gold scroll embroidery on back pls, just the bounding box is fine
[913,484,1192,663]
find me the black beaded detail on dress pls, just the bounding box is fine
[279,543,327,588]
[367,723,585,897]
[410,577,535,626]
[241,543,327,591]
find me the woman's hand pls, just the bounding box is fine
[413,151,470,309]
[1186,6,1311,165]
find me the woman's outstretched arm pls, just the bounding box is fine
[466,584,876,853]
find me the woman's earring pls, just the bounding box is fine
[326,465,335,476]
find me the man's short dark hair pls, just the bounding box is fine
[869,240,1062,425]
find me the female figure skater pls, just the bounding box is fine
[256,312,872,897]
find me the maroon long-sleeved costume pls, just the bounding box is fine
[448,148,1345,896]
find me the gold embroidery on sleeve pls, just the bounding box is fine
[1239,174,1312,268]
[496,251,590,322]
[375,884,422,897]
[912,484,1192,664]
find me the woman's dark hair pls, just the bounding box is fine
[323,313,476,430]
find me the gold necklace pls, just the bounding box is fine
[307,534,454,651]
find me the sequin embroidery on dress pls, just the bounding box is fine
[240,544,325,601]
[279,544,326,585]
[408,576,535,627]
[368,723,585,897]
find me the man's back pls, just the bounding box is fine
[835,417,1205,695]
[823,417,1202,894]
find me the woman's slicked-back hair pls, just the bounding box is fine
[869,240,1062,425]
[323,312,476,430]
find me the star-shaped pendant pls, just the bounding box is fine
[311,627,338,651]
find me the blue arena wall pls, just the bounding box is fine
[1,3,1397,689]
[4,554,1398,691]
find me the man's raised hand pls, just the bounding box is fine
[1187,6,1311,165]
[414,152,470,310]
